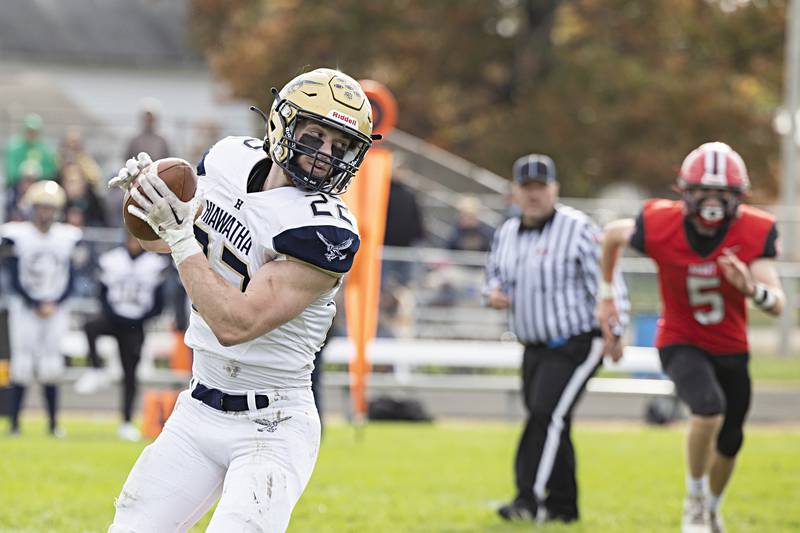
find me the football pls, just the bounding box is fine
[123,158,198,241]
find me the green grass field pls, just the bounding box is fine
[1,417,799,532]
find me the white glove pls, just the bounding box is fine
[127,170,204,265]
[109,152,154,192]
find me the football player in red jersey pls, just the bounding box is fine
[595,142,784,533]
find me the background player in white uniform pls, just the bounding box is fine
[76,233,170,441]
[107,68,378,532]
[1,181,82,436]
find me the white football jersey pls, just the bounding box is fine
[185,136,360,390]
[99,247,170,320]
[1,222,82,302]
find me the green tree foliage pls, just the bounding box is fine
[190,0,787,196]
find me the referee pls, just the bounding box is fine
[485,154,629,523]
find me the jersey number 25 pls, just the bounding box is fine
[194,225,251,291]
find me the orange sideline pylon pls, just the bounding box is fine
[141,389,180,439]
[170,328,193,372]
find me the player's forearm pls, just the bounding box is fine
[753,280,785,316]
[750,260,785,316]
[600,219,634,283]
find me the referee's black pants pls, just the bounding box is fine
[84,315,145,423]
[513,331,602,521]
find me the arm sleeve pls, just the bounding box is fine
[8,259,41,308]
[577,221,602,299]
[273,225,360,275]
[55,237,86,304]
[761,223,779,259]
[629,212,646,254]
[142,280,167,321]
[483,224,506,296]
[55,264,76,304]
[2,237,40,308]
[196,148,210,177]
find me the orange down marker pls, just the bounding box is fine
[342,80,397,421]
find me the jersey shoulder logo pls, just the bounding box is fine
[273,224,359,274]
[316,231,354,262]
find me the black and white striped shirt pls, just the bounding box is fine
[485,205,629,345]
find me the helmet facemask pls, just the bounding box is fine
[682,187,741,229]
[31,204,60,230]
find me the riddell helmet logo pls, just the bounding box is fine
[328,110,358,128]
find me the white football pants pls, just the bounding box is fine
[110,386,321,533]
[8,298,69,385]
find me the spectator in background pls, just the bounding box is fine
[58,126,101,188]
[4,113,57,189]
[378,276,414,337]
[5,160,43,222]
[383,158,425,286]
[189,120,222,169]
[105,98,172,229]
[61,163,107,227]
[125,98,171,161]
[446,195,493,252]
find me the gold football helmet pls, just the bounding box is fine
[21,180,66,210]
[266,68,376,195]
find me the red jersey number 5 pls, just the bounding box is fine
[687,276,724,325]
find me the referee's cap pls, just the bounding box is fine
[513,154,557,184]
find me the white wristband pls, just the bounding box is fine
[751,283,777,311]
[170,236,203,266]
[598,280,615,300]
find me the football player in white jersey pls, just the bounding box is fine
[107,68,378,532]
[76,233,170,441]
[2,181,82,436]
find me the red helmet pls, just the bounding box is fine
[677,142,749,193]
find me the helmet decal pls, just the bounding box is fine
[678,142,749,193]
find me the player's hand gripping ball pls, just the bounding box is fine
[122,158,198,241]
